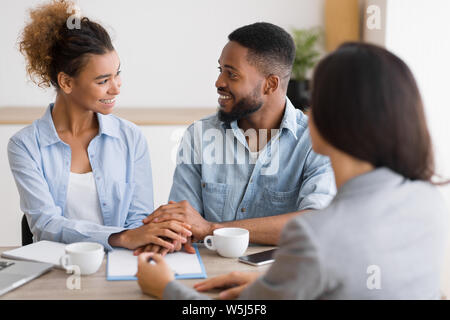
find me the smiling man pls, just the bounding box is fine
[139,22,335,254]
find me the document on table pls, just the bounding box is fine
[1,240,66,269]
[106,244,207,280]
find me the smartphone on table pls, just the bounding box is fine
[238,248,277,266]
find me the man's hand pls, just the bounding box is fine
[136,252,174,299]
[143,200,217,242]
[193,271,262,299]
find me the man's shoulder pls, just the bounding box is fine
[185,112,222,132]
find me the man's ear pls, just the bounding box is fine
[57,72,73,94]
[263,74,280,95]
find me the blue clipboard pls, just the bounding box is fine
[106,243,207,281]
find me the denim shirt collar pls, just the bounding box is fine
[38,103,119,147]
[279,97,299,140]
[221,96,299,140]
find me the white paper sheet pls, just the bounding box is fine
[107,246,206,280]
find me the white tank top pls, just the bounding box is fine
[64,172,104,225]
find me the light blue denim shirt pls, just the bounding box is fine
[169,98,336,222]
[7,104,154,251]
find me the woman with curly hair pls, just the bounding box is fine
[8,0,191,252]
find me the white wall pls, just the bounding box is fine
[0,0,325,108]
[384,0,450,199]
[363,1,450,199]
[380,0,450,298]
[0,0,326,245]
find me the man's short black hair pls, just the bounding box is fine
[228,22,295,88]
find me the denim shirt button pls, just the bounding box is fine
[202,183,206,188]
[241,207,246,213]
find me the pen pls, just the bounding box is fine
[148,258,177,275]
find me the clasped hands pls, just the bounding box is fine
[132,200,216,256]
[133,200,261,299]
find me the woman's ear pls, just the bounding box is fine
[57,72,73,94]
[263,74,280,95]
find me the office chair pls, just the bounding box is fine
[21,215,33,246]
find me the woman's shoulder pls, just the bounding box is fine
[9,104,58,148]
[8,120,41,150]
[407,179,449,219]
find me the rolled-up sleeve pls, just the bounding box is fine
[8,138,124,251]
[298,148,336,211]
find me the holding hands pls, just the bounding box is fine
[134,200,217,256]
[109,216,192,252]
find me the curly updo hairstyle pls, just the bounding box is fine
[19,0,114,89]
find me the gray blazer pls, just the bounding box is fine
[163,168,449,299]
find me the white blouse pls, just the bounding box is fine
[64,172,104,225]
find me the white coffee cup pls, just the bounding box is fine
[60,242,104,275]
[204,228,249,258]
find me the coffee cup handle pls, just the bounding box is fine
[60,254,71,270]
[204,235,216,251]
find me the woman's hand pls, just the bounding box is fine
[109,220,192,250]
[136,252,174,299]
[193,271,262,299]
[133,235,196,256]
[133,236,180,256]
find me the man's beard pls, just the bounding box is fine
[218,84,263,124]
